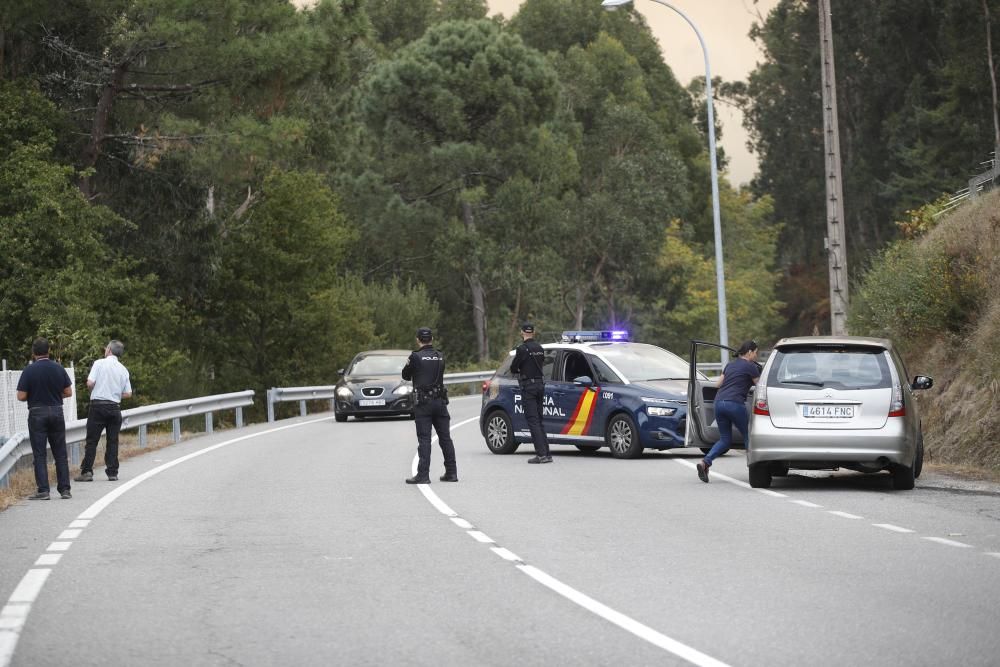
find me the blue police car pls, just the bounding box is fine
[480,331,709,458]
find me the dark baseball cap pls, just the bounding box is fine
[416,327,433,342]
[520,322,535,333]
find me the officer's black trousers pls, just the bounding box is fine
[520,379,550,457]
[414,398,456,478]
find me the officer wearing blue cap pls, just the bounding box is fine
[510,322,551,464]
[401,327,457,484]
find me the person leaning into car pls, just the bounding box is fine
[510,322,551,464]
[401,327,458,485]
[697,340,760,483]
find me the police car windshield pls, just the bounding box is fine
[349,355,406,376]
[597,344,692,382]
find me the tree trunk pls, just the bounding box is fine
[462,200,489,362]
[507,280,522,352]
[984,0,1000,156]
[573,284,585,329]
[79,61,129,199]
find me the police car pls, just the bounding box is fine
[480,331,709,458]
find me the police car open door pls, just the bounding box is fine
[686,340,745,452]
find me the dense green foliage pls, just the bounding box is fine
[730,0,1000,335]
[5,0,994,418]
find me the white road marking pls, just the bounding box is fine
[450,517,473,529]
[828,511,863,520]
[986,553,1000,559]
[791,500,824,508]
[1,417,336,667]
[873,523,915,534]
[518,565,731,667]
[411,418,732,667]
[33,555,61,566]
[467,531,494,544]
[923,537,974,548]
[490,547,522,562]
[7,571,50,605]
[755,489,788,498]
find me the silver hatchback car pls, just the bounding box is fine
[746,336,933,489]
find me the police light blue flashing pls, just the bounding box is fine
[561,330,630,343]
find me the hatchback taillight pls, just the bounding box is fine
[886,352,906,417]
[753,382,769,415]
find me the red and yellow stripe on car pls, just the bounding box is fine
[561,389,599,436]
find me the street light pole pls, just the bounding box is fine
[602,0,729,363]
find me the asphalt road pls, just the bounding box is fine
[2,395,999,666]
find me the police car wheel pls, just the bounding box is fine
[606,414,642,459]
[484,410,518,455]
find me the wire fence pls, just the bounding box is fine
[0,364,78,442]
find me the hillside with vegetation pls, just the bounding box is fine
[849,190,1000,475]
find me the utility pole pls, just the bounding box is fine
[818,0,849,335]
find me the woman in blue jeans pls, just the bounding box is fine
[697,340,760,483]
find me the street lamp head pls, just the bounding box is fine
[601,0,634,10]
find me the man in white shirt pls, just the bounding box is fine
[75,340,133,482]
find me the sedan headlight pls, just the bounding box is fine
[647,406,677,417]
[336,386,353,399]
[394,385,412,395]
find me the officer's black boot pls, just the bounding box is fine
[440,471,458,482]
[405,475,431,484]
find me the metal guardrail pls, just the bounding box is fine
[934,151,998,218]
[266,372,496,422]
[0,390,254,489]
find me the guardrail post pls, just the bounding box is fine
[139,424,147,448]
[236,407,244,428]
[267,388,276,423]
[205,413,213,434]
[172,418,181,443]
[299,400,307,417]
[70,441,80,465]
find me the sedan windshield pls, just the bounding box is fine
[597,344,698,382]
[349,355,407,376]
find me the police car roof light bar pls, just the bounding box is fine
[561,330,630,343]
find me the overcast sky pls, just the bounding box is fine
[487,0,781,185]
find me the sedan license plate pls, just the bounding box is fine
[803,405,854,418]
[359,399,386,407]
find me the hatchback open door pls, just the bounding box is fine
[686,340,739,452]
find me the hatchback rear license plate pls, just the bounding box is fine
[359,399,386,407]
[803,405,854,418]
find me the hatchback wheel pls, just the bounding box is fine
[891,463,915,490]
[485,410,519,454]
[748,463,772,488]
[606,414,642,459]
[334,412,347,423]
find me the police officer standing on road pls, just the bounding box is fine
[401,327,458,484]
[15,337,74,500]
[511,322,551,464]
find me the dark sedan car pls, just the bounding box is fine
[334,350,413,422]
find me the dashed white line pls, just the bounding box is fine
[45,542,71,552]
[7,571,50,605]
[873,523,915,534]
[828,511,863,520]
[791,500,824,508]
[67,520,90,529]
[57,529,82,540]
[467,530,494,544]
[450,517,473,529]
[985,553,1000,559]
[33,555,61,567]
[490,547,522,562]
[923,537,973,548]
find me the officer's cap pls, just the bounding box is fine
[416,327,433,342]
[520,322,535,334]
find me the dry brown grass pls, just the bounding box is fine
[915,191,1000,474]
[0,429,198,512]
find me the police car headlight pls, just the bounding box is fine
[394,385,412,395]
[336,386,353,399]
[647,406,677,417]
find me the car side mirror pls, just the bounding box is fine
[911,375,933,390]
[337,368,345,375]
[573,375,594,388]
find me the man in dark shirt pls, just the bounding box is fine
[16,338,74,499]
[510,322,551,464]
[401,327,457,484]
[697,340,760,483]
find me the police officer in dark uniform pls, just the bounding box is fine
[401,327,458,484]
[510,322,551,464]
